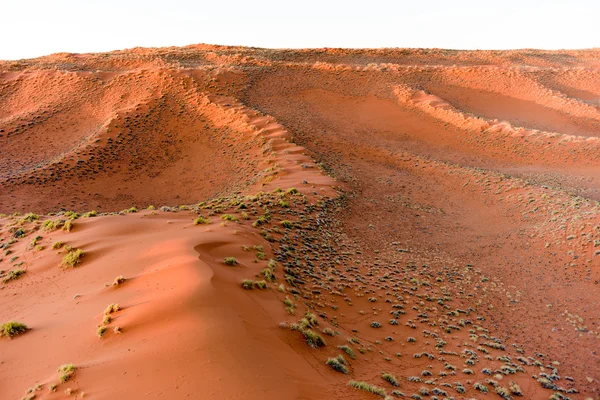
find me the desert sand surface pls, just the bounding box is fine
[1,45,599,399]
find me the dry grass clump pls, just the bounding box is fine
[62,219,74,232]
[290,313,326,348]
[61,248,84,267]
[241,279,254,290]
[113,275,126,286]
[241,279,268,289]
[104,303,121,315]
[221,214,238,222]
[254,280,267,289]
[326,355,348,373]
[193,216,209,225]
[338,345,356,359]
[97,326,107,338]
[348,381,387,397]
[58,364,75,383]
[0,321,29,338]
[381,372,399,386]
[19,213,39,223]
[2,269,25,284]
[41,220,57,231]
[509,381,523,396]
[52,241,64,249]
[280,220,294,229]
[223,257,238,266]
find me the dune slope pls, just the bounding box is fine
[1,46,600,399]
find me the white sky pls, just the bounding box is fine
[1,0,598,60]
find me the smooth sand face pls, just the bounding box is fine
[1,46,600,399]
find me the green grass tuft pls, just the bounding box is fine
[61,248,84,267]
[0,321,29,338]
[58,364,75,383]
[326,355,348,373]
[348,381,387,397]
[241,279,254,290]
[194,216,209,225]
[97,326,107,338]
[338,345,356,359]
[223,257,238,266]
[382,372,399,386]
[2,269,25,284]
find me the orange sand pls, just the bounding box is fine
[1,46,599,399]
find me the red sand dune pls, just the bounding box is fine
[1,46,599,399]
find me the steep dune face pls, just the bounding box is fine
[0,68,266,213]
[1,46,600,399]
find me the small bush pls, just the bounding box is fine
[371,321,381,328]
[302,329,326,348]
[284,297,294,307]
[495,385,513,400]
[348,381,387,396]
[113,275,126,286]
[62,219,74,232]
[474,382,488,393]
[42,220,57,231]
[382,372,399,386]
[2,269,25,284]
[338,345,356,359]
[52,241,64,249]
[241,279,254,290]
[104,303,120,315]
[221,214,238,222]
[254,280,267,289]
[0,321,29,337]
[281,220,294,229]
[81,210,97,218]
[322,327,335,336]
[97,326,107,338]
[29,235,42,248]
[20,213,39,223]
[262,268,275,282]
[326,355,348,373]
[61,248,84,267]
[64,211,79,219]
[509,381,523,396]
[194,216,209,225]
[58,364,75,383]
[223,257,238,266]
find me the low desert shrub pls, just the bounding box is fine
[348,381,387,396]
[97,326,107,338]
[0,321,29,337]
[61,248,84,267]
[58,364,76,383]
[194,216,209,225]
[2,269,25,284]
[223,257,238,266]
[326,355,348,373]
[104,303,120,315]
[382,372,399,386]
[113,275,126,286]
[241,279,254,290]
[338,345,356,359]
